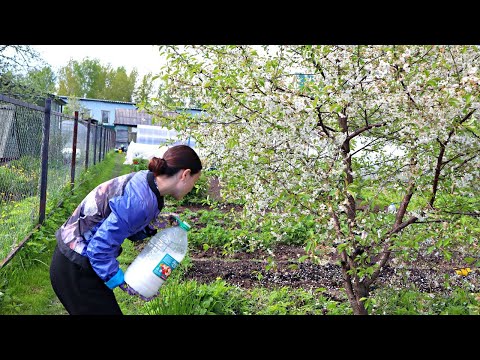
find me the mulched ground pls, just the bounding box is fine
[184,244,480,300]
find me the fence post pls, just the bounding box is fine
[70,111,79,189]
[104,128,108,157]
[38,98,51,225]
[85,118,91,170]
[98,126,103,162]
[93,123,98,165]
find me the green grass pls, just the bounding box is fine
[0,151,131,315]
[0,197,39,260]
[370,286,480,315]
[0,257,68,315]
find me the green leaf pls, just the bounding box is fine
[448,98,459,107]
[298,255,309,262]
[329,103,342,113]
[464,257,475,264]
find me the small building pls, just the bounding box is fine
[114,108,154,148]
[58,96,136,126]
[57,96,206,150]
[44,93,67,112]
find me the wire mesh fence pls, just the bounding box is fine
[0,94,115,266]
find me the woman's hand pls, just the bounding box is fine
[150,212,179,230]
[119,282,160,302]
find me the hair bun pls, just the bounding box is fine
[148,157,169,174]
[159,158,167,170]
[148,145,202,176]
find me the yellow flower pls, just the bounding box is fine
[454,268,472,276]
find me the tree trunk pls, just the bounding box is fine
[340,260,369,315]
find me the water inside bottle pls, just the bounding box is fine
[124,226,187,298]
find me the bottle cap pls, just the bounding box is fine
[174,215,191,231]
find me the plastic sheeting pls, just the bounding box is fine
[124,141,169,165]
[124,124,199,165]
[136,125,178,145]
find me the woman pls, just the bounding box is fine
[50,145,202,315]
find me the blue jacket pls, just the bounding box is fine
[55,170,163,289]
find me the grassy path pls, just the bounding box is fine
[0,152,131,315]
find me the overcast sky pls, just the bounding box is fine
[31,45,165,79]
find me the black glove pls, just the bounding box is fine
[150,212,179,230]
[119,282,159,302]
[127,225,158,242]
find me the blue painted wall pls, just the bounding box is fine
[59,96,136,125]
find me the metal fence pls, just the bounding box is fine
[0,94,115,266]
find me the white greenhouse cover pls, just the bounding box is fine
[123,141,170,165]
[124,124,202,165]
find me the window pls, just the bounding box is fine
[101,110,110,124]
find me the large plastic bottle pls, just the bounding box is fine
[124,216,191,298]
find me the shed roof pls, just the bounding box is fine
[114,108,153,126]
[58,96,135,106]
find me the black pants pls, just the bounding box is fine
[50,244,123,315]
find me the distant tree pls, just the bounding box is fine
[101,66,137,102]
[62,96,91,118]
[0,45,49,101]
[57,58,137,102]
[57,59,85,97]
[19,66,57,96]
[58,58,104,98]
[81,58,108,99]
[185,94,203,109]
[133,72,155,105]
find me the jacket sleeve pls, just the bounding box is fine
[127,224,158,242]
[85,191,151,288]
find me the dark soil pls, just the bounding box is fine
[184,243,480,300]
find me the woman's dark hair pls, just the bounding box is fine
[148,145,202,177]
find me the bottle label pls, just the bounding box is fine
[152,253,179,280]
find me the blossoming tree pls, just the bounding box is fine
[148,45,480,314]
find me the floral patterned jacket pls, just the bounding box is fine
[55,170,171,289]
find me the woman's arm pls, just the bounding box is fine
[85,194,150,289]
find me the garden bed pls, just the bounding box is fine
[185,243,480,301]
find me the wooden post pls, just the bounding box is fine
[38,98,51,224]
